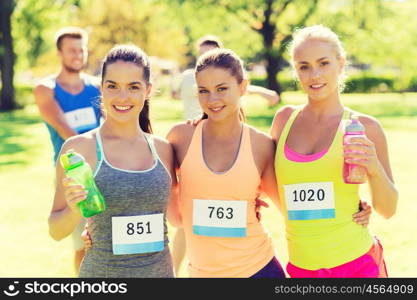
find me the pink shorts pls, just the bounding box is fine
[287,239,388,278]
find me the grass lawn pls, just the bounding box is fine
[0,92,416,277]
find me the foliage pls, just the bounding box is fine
[6,0,417,101]
[12,0,77,70]
[73,0,189,74]
[310,0,417,91]
[344,75,395,93]
[406,76,417,93]
[250,74,298,92]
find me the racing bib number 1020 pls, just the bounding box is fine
[283,182,335,220]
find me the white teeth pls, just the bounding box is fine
[210,106,224,112]
[114,105,132,111]
[311,84,325,88]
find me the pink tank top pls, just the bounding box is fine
[284,143,328,162]
[178,120,275,277]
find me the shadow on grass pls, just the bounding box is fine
[0,109,43,167]
[0,160,27,167]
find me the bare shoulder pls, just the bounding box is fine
[60,130,97,158]
[248,125,273,146]
[152,134,173,156]
[33,82,54,98]
[166,122,196,146]
[150,134,175,172]
[270,105,299,142]
[272,105,298,124]
[247,125,275,157]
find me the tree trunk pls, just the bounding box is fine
[259,0,282,95]
[265,51,281,94]
[0,0,17,111]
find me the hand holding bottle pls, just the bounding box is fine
[343,116,368,184]
[62,177,88,214]
[343,134,383,179]
[60,150,106,217]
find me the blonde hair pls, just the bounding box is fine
[289,24,348,91]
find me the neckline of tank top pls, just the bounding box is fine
[55,76,88,97]
[284,143,329,162]
[96,129,159,174]
[201,121,244,175]
[283,108,348,163]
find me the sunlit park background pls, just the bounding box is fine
[0,0,416,277]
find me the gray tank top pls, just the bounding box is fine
[79,129,174,278]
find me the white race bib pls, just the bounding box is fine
[192,199,247,237]
[283,182,335,220]
[64,107,97,132]
[112,213,164,255]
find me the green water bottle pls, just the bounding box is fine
[60,150,106,217]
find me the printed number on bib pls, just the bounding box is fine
[112,213,164,255]
[283,182,335,220]
[193,199,247,237]
[64,107,97,133]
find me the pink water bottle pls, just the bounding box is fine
[343,115,367,184]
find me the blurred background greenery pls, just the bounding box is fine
[1,0,417,110]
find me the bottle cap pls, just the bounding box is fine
[345,115,364,132]
[60,150,85,170]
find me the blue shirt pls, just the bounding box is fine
[40,74,101,163]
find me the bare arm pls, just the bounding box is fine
[259,150,282,214]
[154,137,182,228]
[48,138,88,240]
[33,84,77,139]
[247,84,280,106]
[250,128,282,212]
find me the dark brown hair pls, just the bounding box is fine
[195,48,246,121]
[101,44,153,133]
[55,26,87,50]
[196,35,224,49]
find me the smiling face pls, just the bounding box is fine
[196,66,247,122]
[58,37,87,73]
[101,60,151,124]
[293,38,345,102]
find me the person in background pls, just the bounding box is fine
[172,35,280,120]
[33,26,101,274]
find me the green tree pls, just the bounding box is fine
[75,0,189,73]
[0,0,17,111]
[310,0,413,90]
[174,0,320,94]
[12,0,78,71]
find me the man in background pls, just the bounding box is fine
[33,26,101,274]
[172,35,280,120]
